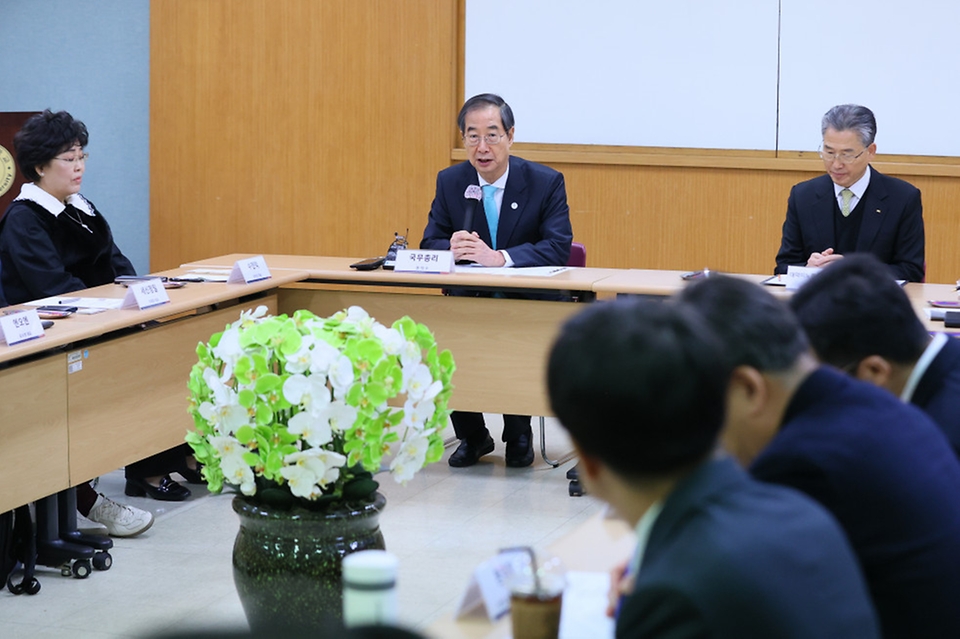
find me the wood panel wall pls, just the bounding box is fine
[151,1,960,283]
[150,0,459,270]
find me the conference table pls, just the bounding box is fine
[3,254,955,515]
[0,266,309,513]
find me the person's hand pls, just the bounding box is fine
[450,230,505,266]
[606,561,634,618]
[806,248,844,268]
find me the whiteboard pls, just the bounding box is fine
[778,0,960,156]
[465,0,780,150]
[466,1,960,156]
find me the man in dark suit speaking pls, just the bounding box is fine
[547,299,879,638]
[774,104,925,281]
[421,93,572,468]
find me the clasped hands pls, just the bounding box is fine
[807,248,844,268]
[450,230,505,267]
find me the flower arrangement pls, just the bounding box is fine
[186,305,456,507]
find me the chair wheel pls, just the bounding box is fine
[7,571,24,595]
[60,563,73,577]
[72,559,92,579]
[568,479,585,497]
[23,577,41,595]
[93,551,112,571]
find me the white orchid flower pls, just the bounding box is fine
[403,363,434,401]
[198,369,249,435]
[402,398,436,429]
[399,339,422,368]
[308,339,342,376]
[282,374,331,415]
[305,449,347,487]
[221,456,256,495]
[372,324,405,355]
[389,436,429,483]
[283,334,316,374]
[329,354,356,399]
[287,410,333,447]
[317,400,358,434]
[211,327,244,380]
[345,306,370,323]
[280,461,322,499]
[209,435,246,461]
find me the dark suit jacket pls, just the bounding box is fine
[774,168,925,281]
[617,457,879,639]
[912,335,960,458]
[419,156,572,267]
[751,367,960,639]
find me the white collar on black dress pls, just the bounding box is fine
[13,182,94,217]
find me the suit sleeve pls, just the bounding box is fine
[503,171,572,267]
[887,187,925,282]
[0,208,88,299]
[419,172,454,251]
[774,185,806,275]
[617,586,710,639]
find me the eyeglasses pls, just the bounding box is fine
[52,152,90,166]
[463,132,508,147]
[818,145,867,164]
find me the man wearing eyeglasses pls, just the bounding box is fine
[420,93,572,468]
[774,104,925,282]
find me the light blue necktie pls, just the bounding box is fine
[482,184,498,250]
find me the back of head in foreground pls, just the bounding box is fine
[547,298,729,488]
[547,299,881,638]
[678,275,960,639]
[789,253,929,376]
[676,275,809,374]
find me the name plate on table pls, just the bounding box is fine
[121,278,170,310]
[454,551,526,621]
[228,255,272,283]
[394,249,454,273]
[0,309,44,345]
[785,265,820,290]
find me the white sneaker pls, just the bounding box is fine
[76,511,109,536]
[87,494,154,537]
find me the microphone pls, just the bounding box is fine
[463,184,482,232]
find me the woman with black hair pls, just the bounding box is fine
[0,110,200,536]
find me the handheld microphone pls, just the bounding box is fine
[463,184,482,232]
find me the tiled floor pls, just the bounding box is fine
[4,417,604,638]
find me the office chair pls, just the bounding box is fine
[538,242,586,468]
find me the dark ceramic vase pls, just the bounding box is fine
[232,492,387,632]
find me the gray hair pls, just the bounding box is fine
[821,104,877,147]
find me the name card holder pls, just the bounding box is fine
[393,249,454,274]
[454,551,526,621]
[121,278,171,310]
[228,255,272,284]
[785,265,820,290]
[0,309,45,345]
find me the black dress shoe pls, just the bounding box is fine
[505,433,534,468]
[449,435,495,467]
[177,462,205,485]
[125,475,191,501]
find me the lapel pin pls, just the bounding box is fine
[511,202,518,210]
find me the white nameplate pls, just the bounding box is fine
[121,278,171,310]
[228,255,272,283]
[454,551,526,621]
[394,249,454,273]
[0,309,45,345]
[785,265,820,290]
